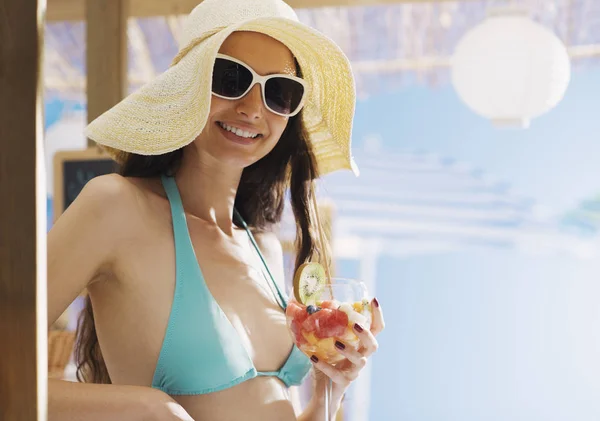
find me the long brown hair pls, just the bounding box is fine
[75,108,331,383]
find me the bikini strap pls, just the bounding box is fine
[160,176,287,309]
[233,208,288,309]
[160,174,192,257]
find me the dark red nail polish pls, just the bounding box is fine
[335,341,345,350]
[311,355,319,363]
[354,323,364,333]
[373,297,380,308]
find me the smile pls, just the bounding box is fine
[218,122,261,139]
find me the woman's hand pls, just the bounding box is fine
[142,389,196,421]
[310,297,385,408]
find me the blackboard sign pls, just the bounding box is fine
[53,148,118,220]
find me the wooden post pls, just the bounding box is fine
[48,0,483,21]
[86,0,128,145]
[0,0,47,420]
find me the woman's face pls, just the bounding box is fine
[192,31,298,170]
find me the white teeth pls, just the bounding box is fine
[219,122,259,139]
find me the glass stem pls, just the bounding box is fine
[325,377,333,421]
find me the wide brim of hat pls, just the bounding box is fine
[84,16,359,176]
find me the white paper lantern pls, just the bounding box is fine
[451,7,571,128]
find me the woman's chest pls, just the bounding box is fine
[95,218,294,385]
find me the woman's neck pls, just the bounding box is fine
[173,149,243,236]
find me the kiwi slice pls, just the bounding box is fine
[293,262,327,305]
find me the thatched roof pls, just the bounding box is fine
[45,0,600,100]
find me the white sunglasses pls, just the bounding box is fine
[212,53,308,117]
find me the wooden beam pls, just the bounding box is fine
[351,44,600,73]
[353,56,451,73]
[0,0,46,419]
[569,44,600,58]
[48,0,475,21]
[86,0,128,146]
[43,42,600,94]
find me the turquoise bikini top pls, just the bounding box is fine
[151,175,312,395]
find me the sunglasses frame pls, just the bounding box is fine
[212,53,308,117]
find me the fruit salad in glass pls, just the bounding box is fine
[285,263,372,364]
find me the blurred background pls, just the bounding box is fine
[44,0,600,420]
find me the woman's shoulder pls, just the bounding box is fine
[80,174,144,207]
[82,173,165,201]
[253,229,283,257]
[75,174,162,227]
[81,173,135,198]
[252,229,286,285]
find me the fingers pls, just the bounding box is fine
[310,355,358,388]
[307,299,385,390]
[333,340,368,368]
[353,322,378,356]
[370,297,385,336]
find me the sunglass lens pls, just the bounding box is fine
[212,58,253,98]
[265,77,305,115]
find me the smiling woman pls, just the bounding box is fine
[195,32,302,168]
[46,0,383,420]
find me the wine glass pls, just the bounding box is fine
[286,277,372,421]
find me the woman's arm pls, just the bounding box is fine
[49,378,197,421]
[47,174,129,328]
[296,373,344,421]
[47,175,195,421]
[49,378,172,421]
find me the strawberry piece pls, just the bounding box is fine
[301,310,326,332]
[333,308,349,326]
[286,301,308,324]
[320,301,339,310]
[314,309,349,339]
[290,319,307,345]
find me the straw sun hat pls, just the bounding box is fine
[84,0,359,176]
